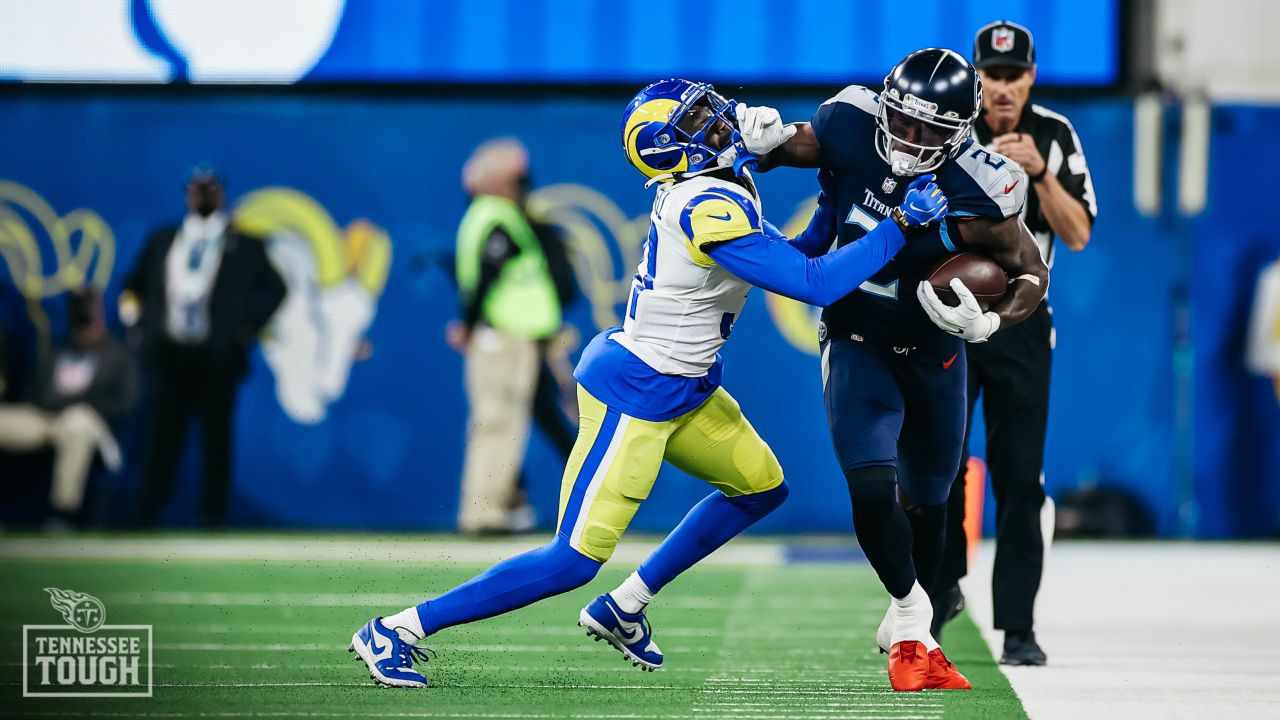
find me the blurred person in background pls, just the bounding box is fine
[511,226,582,532]
[0,324,7,401]
[0,287,136,526]
[120,166,286,529]
[932,21,1098,666]
[448,138,570,534]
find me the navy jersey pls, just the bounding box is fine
[812,86,1027,354]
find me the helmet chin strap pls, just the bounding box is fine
[890,151,922,176]
[643,173,675,188]
[889,149,943,176]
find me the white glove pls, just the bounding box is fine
[735,103,796,156]
[917,278,1002,343]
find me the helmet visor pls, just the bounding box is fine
[665,85,738,170]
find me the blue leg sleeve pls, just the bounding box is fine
[416,535,601,636]
[636,483,789,593]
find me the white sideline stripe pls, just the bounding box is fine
[0,535,785,567]
[29,678,939,698]
[693,689,932,697]
[0,680,942,697]
[690,710,939,720]
[70,624,881,641]
[691,707,942,712]
[174,626,867,640]
[94,591,870,607]
[142,643,884,658]
[0,661,889,675]
[0,714,944,720]
[91,591,864,612]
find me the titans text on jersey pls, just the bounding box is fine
[813,85,1027,354]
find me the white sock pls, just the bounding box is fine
[609,572,654,614]
[381,607,425,644]
[889,582,939,651]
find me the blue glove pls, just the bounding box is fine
[895,174,949,229]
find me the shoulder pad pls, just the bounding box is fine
[951,145,1026,219]
[820,85,879,116]
[678,184,761,250]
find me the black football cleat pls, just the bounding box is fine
[929,584,966,643]
[1000,631,1047,666]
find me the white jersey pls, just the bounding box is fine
[615,174,763,377]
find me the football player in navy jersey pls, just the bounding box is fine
[737,48,1048,692]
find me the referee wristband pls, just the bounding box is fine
[1029,165,1048,183]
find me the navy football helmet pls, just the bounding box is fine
[877,48,983,176]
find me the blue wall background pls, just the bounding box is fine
[0,91,1276,536]
[0,0,1119,85]
[314,0,1118,85]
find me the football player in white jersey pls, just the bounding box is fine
[346,78,949,688]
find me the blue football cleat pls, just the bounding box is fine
[348,617,432,688]
[579,593,663,671]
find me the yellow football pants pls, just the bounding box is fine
[554,384,784,562]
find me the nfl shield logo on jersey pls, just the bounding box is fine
[881,177,897,194]
[992,27,1015,52]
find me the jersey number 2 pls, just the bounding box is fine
[845,206,898,300]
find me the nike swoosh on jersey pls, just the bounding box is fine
[942,352,959,369]
[708,212,733,221]
[1004,180,1020,194]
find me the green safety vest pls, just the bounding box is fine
[456,195,561,339]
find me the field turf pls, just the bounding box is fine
[0,535,1026,719]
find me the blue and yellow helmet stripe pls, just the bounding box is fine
[623,98,690,179]
[621,78,739,182]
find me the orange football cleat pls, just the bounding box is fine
[887,641,929,691]
[925,648,972,690]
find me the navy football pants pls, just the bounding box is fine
[822,338,968,506]
[822,337,968,598]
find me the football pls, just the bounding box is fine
[926,252,1009,310]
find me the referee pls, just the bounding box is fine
[932,20,1097,666]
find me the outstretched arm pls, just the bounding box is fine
[768,187,836,259]
[755,123,821,171]
[707,219,904,307]
[706,174,949,306]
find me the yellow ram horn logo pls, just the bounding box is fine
[233,188,392,424]
[0,180,115,351]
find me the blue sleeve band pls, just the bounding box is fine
[706,218,905,307]
[939,215,957,252]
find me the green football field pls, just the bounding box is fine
[0,535,1026,719]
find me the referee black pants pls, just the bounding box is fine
[938,303,1052,632]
